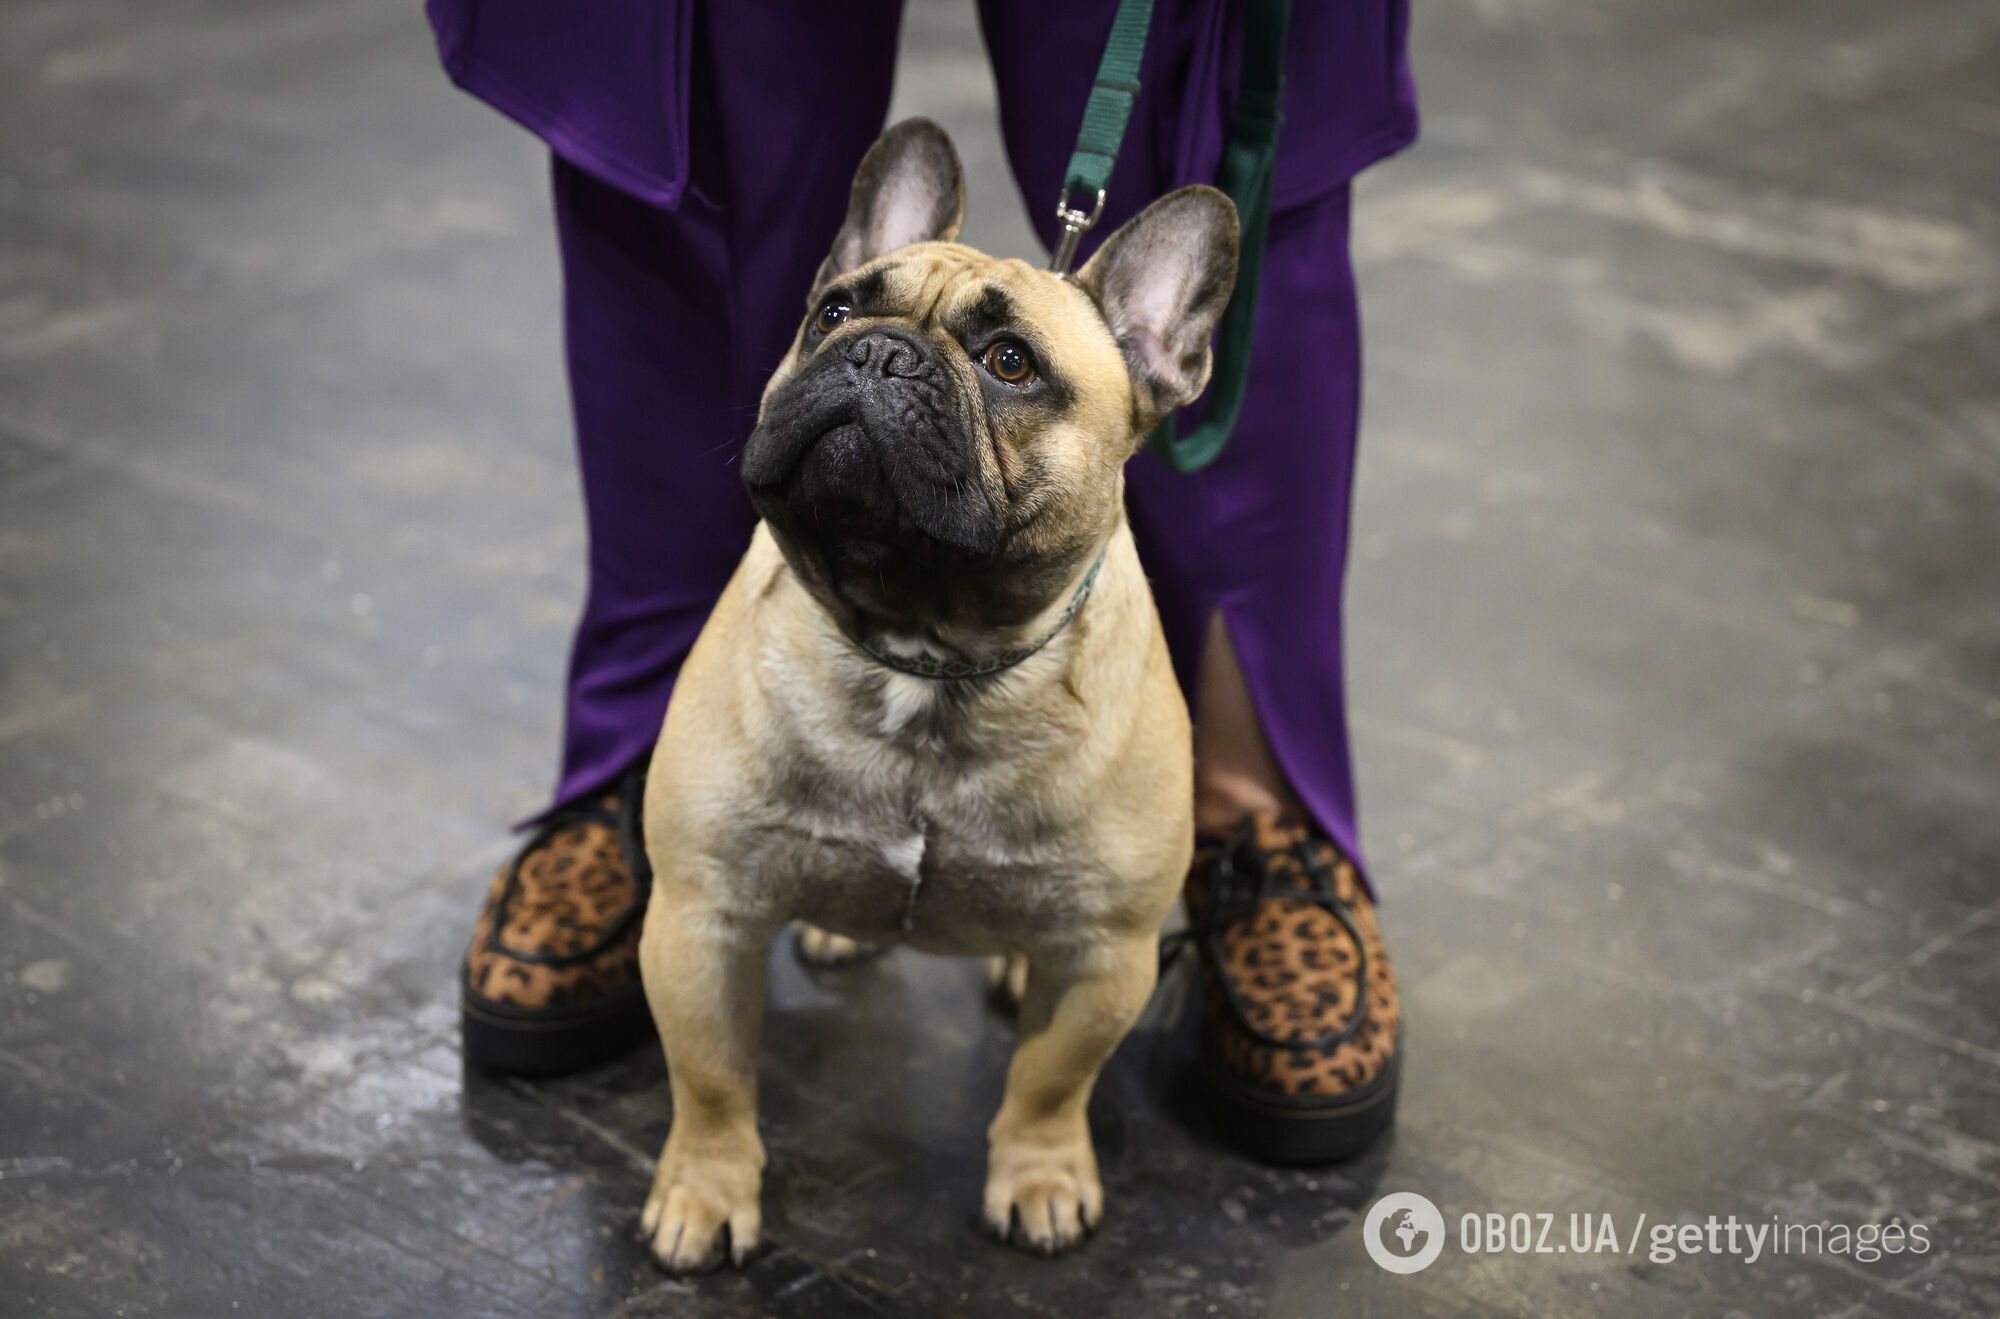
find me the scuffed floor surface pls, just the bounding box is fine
[3,0,1998,1315]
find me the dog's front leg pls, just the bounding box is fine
[639,893,772,1274]
[984,932,1158,1255]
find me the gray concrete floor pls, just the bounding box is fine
[3,1,1998,1315]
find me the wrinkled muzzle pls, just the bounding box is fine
[743,328,1006,556]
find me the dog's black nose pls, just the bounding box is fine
[844,328,930,381]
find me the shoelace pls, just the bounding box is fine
[1160,814,1371,1050]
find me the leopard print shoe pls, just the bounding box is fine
[460,764,655,1075]
[1182,811,1400,1164]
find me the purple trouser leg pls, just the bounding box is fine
[1130,195,1367,876]
[547,5,902,808]
[982,5,1370,876]
[547,2,1387,887]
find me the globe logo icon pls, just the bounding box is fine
[1392,1209,1429,1255]
[1363,1192,1446,1274]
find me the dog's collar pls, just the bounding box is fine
[837,546,1109,682]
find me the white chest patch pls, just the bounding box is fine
[877,671,942,735]
[879,832,925,881]
[881,830,929,932]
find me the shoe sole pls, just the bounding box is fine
[1202,1050,1400,1166]
[461,985,656,1077]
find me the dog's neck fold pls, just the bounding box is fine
[834,542,1109,681]
[769,514,1121,687]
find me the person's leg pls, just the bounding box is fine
[1130,192,1369,874]
[1192,613,1305,833]
[462,1,905,1074]
[549,159,752,812]
[977,3,1362,867]
[983,0,1396,1163]
[554,3,908,809]
[1147,193,1400,1164]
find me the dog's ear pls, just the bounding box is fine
[817,118,965,286]
[1075,185,1239,428]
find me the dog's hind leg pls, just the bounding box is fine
[984,951,1029,1009]
[793,922,883,966]
[983,932,1157,1255]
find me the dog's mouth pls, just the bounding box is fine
[741,401,862,489]
[745,411,1006,557]
[794,421,871,478]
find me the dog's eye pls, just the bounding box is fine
[815,301,852,334]
[982,339,1036,386]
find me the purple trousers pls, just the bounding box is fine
[431,1,1417,879]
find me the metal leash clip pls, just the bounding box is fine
[1049,185,1106,277]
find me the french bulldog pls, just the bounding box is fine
[638,118,1238,1272]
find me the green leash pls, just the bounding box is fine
[1048,0,1294,475]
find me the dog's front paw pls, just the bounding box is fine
[795,922,881,966]
[983,1129,1102,1255]
[641,1146,763,1275]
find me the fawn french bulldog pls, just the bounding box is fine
[639,118,1237,1271]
